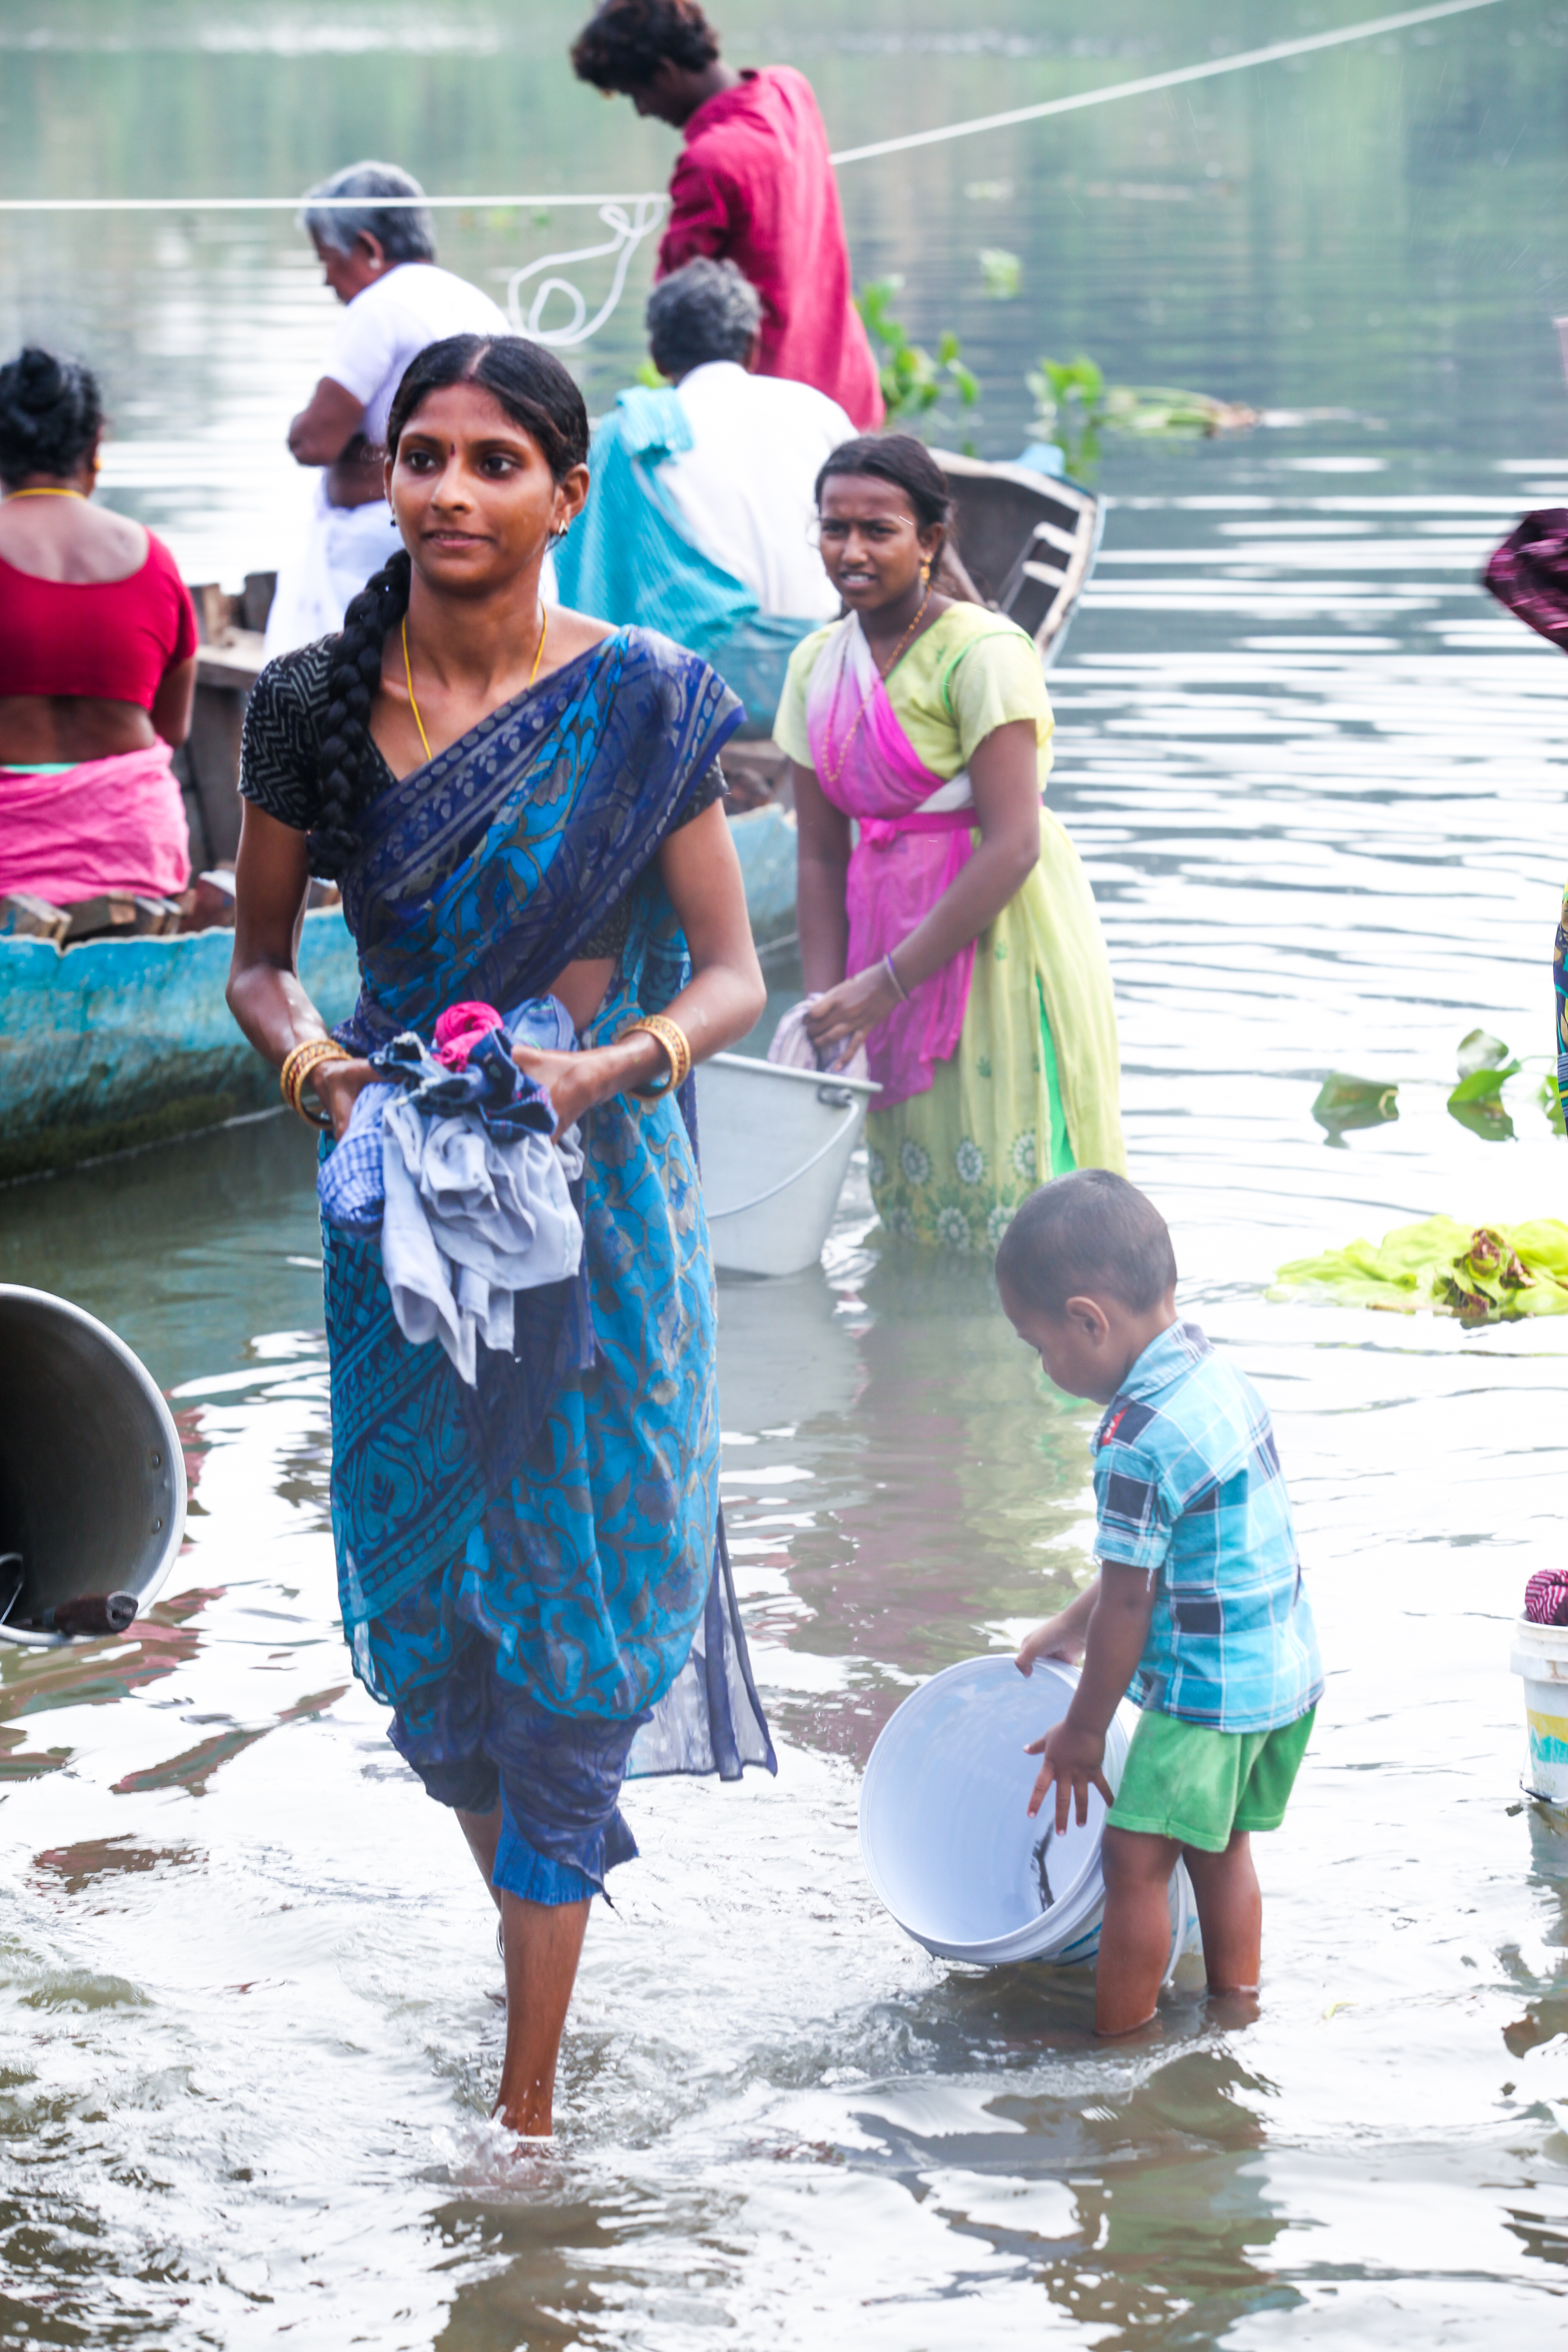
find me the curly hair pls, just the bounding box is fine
[0,347,103,489]
[306,334,590,881]
[570,0,719,91]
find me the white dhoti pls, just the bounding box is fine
[263,481,404,657]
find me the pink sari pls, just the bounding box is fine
[0,740,191,904]
[804,616,980,1106]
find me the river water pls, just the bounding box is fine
[3,2,1568,2344]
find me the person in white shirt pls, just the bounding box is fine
[264,161,508,656]
[553,257,853,725]
[649,259,851,622]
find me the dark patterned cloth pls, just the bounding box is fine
[1554,881,1568,1126]
[244,625,775,1892]
[1526,1569,1568,1627]
[1482,510,1568,653]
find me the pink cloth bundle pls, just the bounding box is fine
[0,740,191,904]
[433,1000,505,1070]
[1524,1569,1568,1627]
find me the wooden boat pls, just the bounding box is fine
[0,466,1098,1185]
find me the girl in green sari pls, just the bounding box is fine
[776,434,1125,1254]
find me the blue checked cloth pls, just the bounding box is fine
[1092,1321,1323,1733]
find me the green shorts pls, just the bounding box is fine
[1106,1705,1316,1854]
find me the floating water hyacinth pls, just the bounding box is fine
[1311,1072,1398,1145]
[1273,1217,1568,1324]
[1447,1028,1521,1142]
[978,248,1021,300]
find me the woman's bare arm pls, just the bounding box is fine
[791,757,853,995]
[227,802,374,1134]
[513,798,766,1134]
[151,653,198,750]
[804,716,1043,1066]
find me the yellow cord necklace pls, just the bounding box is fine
[401,606,548,767]
[3,487,85,501]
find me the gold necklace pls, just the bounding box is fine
[400,605,549,767]
[4,487,85,501]
[821,586,932,789]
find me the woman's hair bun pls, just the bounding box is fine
[0,346,103,487]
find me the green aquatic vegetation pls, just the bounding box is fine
[1274,1216,1568,1324]
[1027,354,1258,476]
[856,278,980,448]
[1447,1028,1522,1141]
[1311,1072,1399,1145]
[978,248,1021,301]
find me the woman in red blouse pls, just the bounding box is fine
[0,347,198,907]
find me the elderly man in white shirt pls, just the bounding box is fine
[648,259,851,623]
[554,258,853,725]
[264,161,508,656]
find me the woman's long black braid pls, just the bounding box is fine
[302,329,590,881]
[306,551,412,880]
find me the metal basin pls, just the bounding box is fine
[0,1286,186,1646]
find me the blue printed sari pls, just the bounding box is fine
[317,625,774,1895]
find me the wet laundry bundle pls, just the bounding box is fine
[318,998,584,1386]
[1524,1570,1568,1628]
[1273,1215,1568,1324]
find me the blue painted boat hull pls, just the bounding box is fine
[0,808,801,1183]
[0,909,360,1182]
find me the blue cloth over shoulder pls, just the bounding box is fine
[316,627,775,1898]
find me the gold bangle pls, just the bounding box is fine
[280,1037,349,1128]
[619,1013,692,1098]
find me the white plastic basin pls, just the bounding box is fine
[860,1653,1194,1974]
[697,1052,878,1279]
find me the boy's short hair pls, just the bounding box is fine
[570,0,721,91]
[996,1171,1177,1318]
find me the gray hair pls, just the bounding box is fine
[646,258,762,379]
[301,161,436,265]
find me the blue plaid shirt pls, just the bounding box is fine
[1093,1322,1322,1733]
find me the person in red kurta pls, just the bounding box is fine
[571,0,883,431]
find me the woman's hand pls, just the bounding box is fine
[313,1058,378,1143]
[802,960,900,1068]
[512,1041,649,1138]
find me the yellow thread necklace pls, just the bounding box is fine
[401,606,548,767]
[3,487,85,501]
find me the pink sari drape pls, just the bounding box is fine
[0,740,191,904]
[804,617,977,1106]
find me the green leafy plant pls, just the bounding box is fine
[1447,1028,1522,1142]
[978,248,1020,301]
[857,278,980,451]
[1028,353,1258,476]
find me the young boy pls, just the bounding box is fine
[995,1169,1322,2038]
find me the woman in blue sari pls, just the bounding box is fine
[227,334,771,2138]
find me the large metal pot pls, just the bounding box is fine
[0,1286,186,1646]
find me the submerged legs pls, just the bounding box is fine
[495,1892,592,2136]
[455,1803,591,2135]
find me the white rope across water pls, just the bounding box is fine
[0,0,1511,212]
[0,0,1512,345]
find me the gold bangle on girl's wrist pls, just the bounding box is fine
[619,1013,692,1098]
[280,1037,350,1128]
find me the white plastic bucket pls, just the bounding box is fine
[1510,1618,1568,1806]
[696,1053,879,1279]
[859,1654,1196,1975]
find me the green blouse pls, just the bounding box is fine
[772,601,1055,787]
